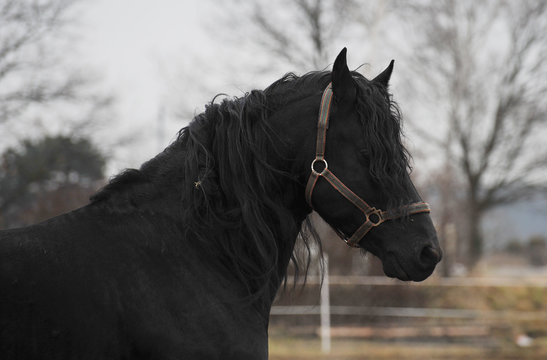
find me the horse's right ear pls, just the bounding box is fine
[331,48,356,104]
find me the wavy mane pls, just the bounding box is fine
[178,84,315,301]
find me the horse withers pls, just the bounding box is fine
[0,48,441,359]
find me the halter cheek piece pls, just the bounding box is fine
[305,83,431,248]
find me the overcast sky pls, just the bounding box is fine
[76,0,213,168]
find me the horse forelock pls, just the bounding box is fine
[353,74,413,210]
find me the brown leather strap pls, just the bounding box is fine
[404,202,431,215]
[315,83,333,159]
[305,170,319,207]
[321,169,373,214]
[306,83,333,209]
[346,220,379,247]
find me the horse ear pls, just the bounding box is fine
[331,48,356,103]
[372,60,394,87]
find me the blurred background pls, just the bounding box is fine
[1,0,546,358]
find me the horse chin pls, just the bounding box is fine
[382,254,433,282]
[382,256,410,281]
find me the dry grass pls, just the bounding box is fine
[270,269,547,359]
[269,336,547,360]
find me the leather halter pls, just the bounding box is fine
[305,83,431,248]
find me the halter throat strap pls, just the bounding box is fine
[305,83,431,248]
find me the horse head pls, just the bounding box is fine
[274,48,442,281]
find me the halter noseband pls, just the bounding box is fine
[305,83,431,248]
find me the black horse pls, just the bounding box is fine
[0,49,441,359]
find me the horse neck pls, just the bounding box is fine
[179,109,313,308]
[92,91,316,308]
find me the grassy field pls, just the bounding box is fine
[268,335,547,360]
[269,270,547,360]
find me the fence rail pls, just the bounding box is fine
[287,274,547,288]
[271,305,547,320]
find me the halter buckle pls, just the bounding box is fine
[366,208,384,226]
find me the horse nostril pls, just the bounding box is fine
[420,245,442,267]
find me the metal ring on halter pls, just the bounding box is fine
[311,158,328,176]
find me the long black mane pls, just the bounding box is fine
[91,70,410,299]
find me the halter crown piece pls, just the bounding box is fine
[305,83,431,248]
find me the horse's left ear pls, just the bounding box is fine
[331,48,356,103]
[372,60,395,87]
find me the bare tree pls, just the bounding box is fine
[403,0,547,265]
[210,0,401,74]
[246,0,352,69]
[1,0,72,123]
[0,0,112,141]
